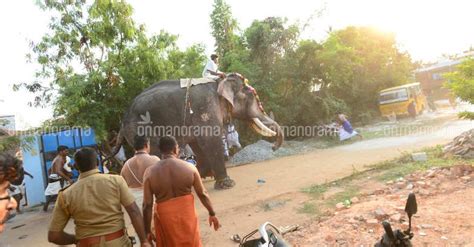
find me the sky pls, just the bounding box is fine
[1,0,473,130]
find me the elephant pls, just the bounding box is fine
[112,73,284,190]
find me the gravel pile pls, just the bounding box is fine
[229,138,331,166]
[230,140,276,165]
[443,129,474,159]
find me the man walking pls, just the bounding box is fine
[121,135,159,189]
[43,145,73,212]
[142,136,220,247]
[48,147,151,247]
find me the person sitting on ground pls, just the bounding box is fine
[336,113,362,141]
[43,145,73,212]
[48,147,152,247]
[142,136,220,247]
[202,54,225,80]
[0,153,19,234]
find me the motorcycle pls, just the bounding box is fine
[238,193,417,247]
[375,193,418,247]
[239,222,290,247]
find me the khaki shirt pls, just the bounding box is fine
[48,169,135,239]
[121,153,159,188]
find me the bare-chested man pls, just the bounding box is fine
[121,135,160,240]
[142,136,219,247]
[121,135,159,189]
[43,145,73,212]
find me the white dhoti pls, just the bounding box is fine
[44,181,62,196]
[339,128,359,141]
[128,187,155,234]
[44,174,65,196]
[130,187,144,207]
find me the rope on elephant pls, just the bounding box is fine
[181,78,193,144]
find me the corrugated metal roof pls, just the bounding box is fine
[415,53,474,73]
[415,60,462,73]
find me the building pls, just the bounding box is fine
[415,51,474,100]
[0,115,16,131]
[21,128,102,206]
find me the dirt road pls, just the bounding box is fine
[2,114,473,246]
[199,117,473,246]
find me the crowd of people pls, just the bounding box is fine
[0,135,220,246]
[58,135,219,246]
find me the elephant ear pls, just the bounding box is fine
[217,78,235,108]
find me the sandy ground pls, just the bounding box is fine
[1,108,473,246]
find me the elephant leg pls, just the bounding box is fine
[189,142,212,178]
[196,136,235,190]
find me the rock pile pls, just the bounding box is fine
[286,163,474,246]
[230,140,276,165]
[443,129,474,159]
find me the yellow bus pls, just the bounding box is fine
[378,82,427,118]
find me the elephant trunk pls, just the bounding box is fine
[250,115,284,151]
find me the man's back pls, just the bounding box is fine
[145,157,196,203]
[50,169,135,239]
[121,153,159,188]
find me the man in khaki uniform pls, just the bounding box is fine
[48,147,151,247]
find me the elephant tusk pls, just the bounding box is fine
[251,118,277,137]
[251,123,274,137]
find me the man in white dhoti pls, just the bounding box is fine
[202,54,225,80]
[43,146,73,212]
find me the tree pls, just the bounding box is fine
[210,0,238,59]
[445,58,474,119]
[16,0,205,141]
[245,17,299,79]
[318,27,413,122]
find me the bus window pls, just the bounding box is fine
[379,88,408,104]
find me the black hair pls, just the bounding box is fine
[57,145,68,153]
[133,135,149,151]
[211,54,218,60]
[74,147,98,172]
[0,153,21,183]
[159,136,178,154]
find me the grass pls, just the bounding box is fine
[301,184,328,199]
[298,202,320,215]
[371,146,463,182]
[297,145,471,215]
[323,186,359,208]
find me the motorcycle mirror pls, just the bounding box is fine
[405,193,417,218]
[405,193,417,234]
[382,221,396,241]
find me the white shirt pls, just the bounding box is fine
[202,59,220,78]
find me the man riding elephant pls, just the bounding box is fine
[111,73,284,190]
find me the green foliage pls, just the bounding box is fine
[320,27,413,121]
[445,58,474,119]
[209,3,413,142]
[19,0,416,147]
[0,130,35,154]
[210,0,238,67]
[17,0,206,141]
